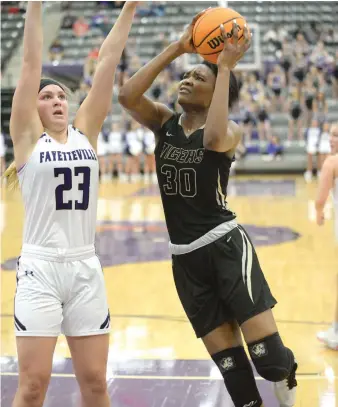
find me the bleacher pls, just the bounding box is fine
[56,1,338,64]
[1,2,25,70]
[1,88,15,165]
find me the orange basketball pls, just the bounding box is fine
[193,7,249,64]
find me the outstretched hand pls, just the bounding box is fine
[217,20,251,69]
[177,8,211,54]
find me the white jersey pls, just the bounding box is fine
[126,130,143,156]
[143,129,156,155]
[18,125,99,249]
[108,131,123,154]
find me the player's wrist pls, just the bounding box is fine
[172,41,187,56]
[217,65,231,74]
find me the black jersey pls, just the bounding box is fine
[154,114,236,245]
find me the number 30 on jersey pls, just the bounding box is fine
[161,164,196,198]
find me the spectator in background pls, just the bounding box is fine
[118,48,129,87]
[332,50,338,98]
[310,40,333,71]
[262,135,283,161]
[240,94,257,143]
[293,33,310,57]
[263,24,288,52]
[287,86,303,145]
[73,16,89,37]
[128,54,142,76]
[313,91,328,127]
[302,22,320,45]
[107,122,125,182]
[48,38,64,63]
[279,38,293,85]
[306,65,325,91]
[292,51,307,93]
[267,64,286,112]
[256,96,272,142]
[305,119,321,182]
[91,10,111,36]
[137,1,165,17]
[302,75,317,128]
[321,27,338,46]
[241,73,265,102]
[77,80,91,107]
[61,13,76,29]
[97,1,124,9]
[125,120,143,183]
[83,36,104,84]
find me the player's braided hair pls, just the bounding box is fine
[202,61,239,109]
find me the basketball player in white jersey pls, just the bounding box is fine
[3,2,138,406]
[315,123,338,350]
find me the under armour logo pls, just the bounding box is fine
[45,138,52,143]
[219,356,235,372]
[251,342,268,358]
[166,131,175,137]
[25,270,34,276]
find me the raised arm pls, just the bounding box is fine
[74,2,138,144]
[10,1,44,166]
[315,156,335,225]
[203,23,250,152]
[118,10,206,132]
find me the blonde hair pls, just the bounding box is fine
[3,161,19,190]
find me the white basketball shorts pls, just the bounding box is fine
[14,245,110,337]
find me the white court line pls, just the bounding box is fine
[1,372,336,381]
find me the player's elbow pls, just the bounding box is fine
[118,87,134,108]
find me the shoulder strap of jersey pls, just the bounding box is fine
[155,114,178,139]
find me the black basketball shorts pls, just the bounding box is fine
[172,225,277,338]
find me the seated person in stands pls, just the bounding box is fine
[263,135,283,161]
[49,39,64,62]
[61,13,76,29]
[73,16,89,37]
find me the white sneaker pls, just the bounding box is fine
[273,362,297,407]
[304,171,312,183]
[151,173,158,184]
[143,173,150,184]
[317,326,338,350]
[118,173,128,183]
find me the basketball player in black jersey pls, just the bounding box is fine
[119,15,297,407]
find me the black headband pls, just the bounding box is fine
[39,79,65,93]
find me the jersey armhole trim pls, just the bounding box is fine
[17,163,27,174]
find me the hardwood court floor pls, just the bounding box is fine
[1,175,337,406]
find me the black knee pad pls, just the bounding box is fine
[248,332,295,382]
[212,346,262,407]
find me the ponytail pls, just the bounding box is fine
[3,161,19,190]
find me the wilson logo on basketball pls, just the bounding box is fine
[207,24,241,50]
